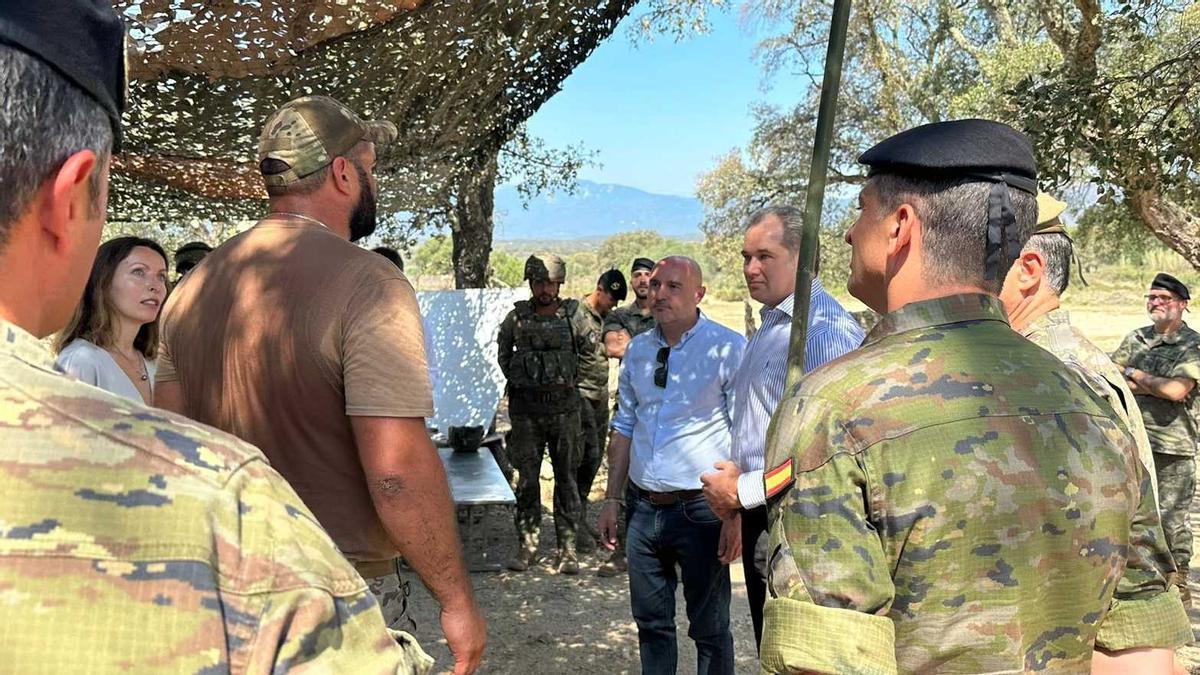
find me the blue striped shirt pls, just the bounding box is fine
[731,278,865,508]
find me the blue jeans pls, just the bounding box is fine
[625,483,734,674]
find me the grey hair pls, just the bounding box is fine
[1022,233,1072,296]
[746,205,802,254]
[870,174,1037,294]
[0,45,113,248]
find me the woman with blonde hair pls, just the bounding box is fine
[55,236,169,404]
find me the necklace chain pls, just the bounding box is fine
[270,211,330,230]
[108,347,148,382]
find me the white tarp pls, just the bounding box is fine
[417,289,525,433]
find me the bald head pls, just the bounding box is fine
[650,256,706,331]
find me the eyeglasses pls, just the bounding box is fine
[1145,294,1181,305]
[654,346,670,388]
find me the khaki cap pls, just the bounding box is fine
[525,253,566,282]
[257,95,397,187]
[1035,192,1068,233]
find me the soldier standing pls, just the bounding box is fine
[498,254,592,574]
[576,269,628,554]
[760,120,1189,673]
[1113,273,1200,604]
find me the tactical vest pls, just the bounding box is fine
[507,299,579,392]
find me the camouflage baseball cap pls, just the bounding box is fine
[257,95,398,187]
[524,253,566,282]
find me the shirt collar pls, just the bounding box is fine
[0,317,57,372]
[760,278,828,320]
[655,310,708,347]
[864,294,1008,346]
[1140,322,1191,346]
[1020,307,1070,339]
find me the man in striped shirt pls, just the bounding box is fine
[700,205,864,648]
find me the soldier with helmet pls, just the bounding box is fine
[498,253,594,574]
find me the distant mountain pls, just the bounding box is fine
[493,180,704,241]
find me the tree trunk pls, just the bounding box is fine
[450,155,498,289]
[1130,189,1200,269]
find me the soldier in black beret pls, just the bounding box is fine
[174,241,213,282]
[760,119,1188,672]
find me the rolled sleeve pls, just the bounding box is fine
[1096,586,1191,651]
[761,596,897,674]
[610,356,637,438]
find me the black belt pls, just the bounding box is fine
[631,482,703,505]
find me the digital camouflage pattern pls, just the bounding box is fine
[0,318,432,674]
[1021,308,1159,502]
[760,295,1189,674]
[508,411,582,552]
[602,302,656,344]
[1111,323,1200,457]
[576,296,609,402]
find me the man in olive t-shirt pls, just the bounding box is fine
[157,96,486,673]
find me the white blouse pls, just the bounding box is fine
[56,339,157,404]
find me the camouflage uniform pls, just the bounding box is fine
[0,319,432,674]
[761,295,1189,674]
[603,302,657,345]
[1113,323,1200,576]
[498,297,592,558]
[576,296,610,517]
[1022,308,1159,502]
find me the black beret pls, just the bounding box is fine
[631,257,655,273]
[175,241,213,257]
[599,269,628,302]
[859,119,1037,191]
[1151,273,1189,300]
[0,0,128,151]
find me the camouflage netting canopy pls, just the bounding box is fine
[111,0,636,228]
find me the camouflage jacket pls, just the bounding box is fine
[1023,308,1158,502]
[1112,323,1200,457]
[0,319,431,674]
[602,301,656,344]
[760,295,1189,674]
[576,295,609,401]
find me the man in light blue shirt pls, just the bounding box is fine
[700,205,864,649]
[597,256,747,674]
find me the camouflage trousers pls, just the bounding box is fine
[577,394,609,504]
[365,571,434,673]
[509,410,582,553]
[1153,452,1195,573]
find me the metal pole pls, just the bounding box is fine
[783,0,853,392]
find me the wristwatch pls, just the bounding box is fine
[1124,366,1136,378]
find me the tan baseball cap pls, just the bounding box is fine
[257,95,397,187]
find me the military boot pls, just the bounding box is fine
[555,547,579,575]
[507,545,537,572]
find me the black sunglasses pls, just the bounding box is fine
[654,346,670,388]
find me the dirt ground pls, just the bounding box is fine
[398,498,758,674]
[396,463,1200,674]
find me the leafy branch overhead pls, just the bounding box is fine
[639,0,1199,268]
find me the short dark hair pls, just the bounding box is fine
[372,246,404,271]
[746,205,802,254]
[0,45,112,250]
[1023,233,1072,295]
[871,174,1037,294]
[55,237,169,359]
[260,158,331,197]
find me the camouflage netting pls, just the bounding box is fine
[111,0,637,229]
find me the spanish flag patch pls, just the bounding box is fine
[764,458,795,499]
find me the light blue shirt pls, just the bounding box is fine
[732,278,864,508]
[611,311,747,492]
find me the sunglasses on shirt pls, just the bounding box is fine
[655,346,670,388]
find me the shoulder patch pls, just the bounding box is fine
[765,458,795,499]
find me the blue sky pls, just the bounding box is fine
[523,8,793,198]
